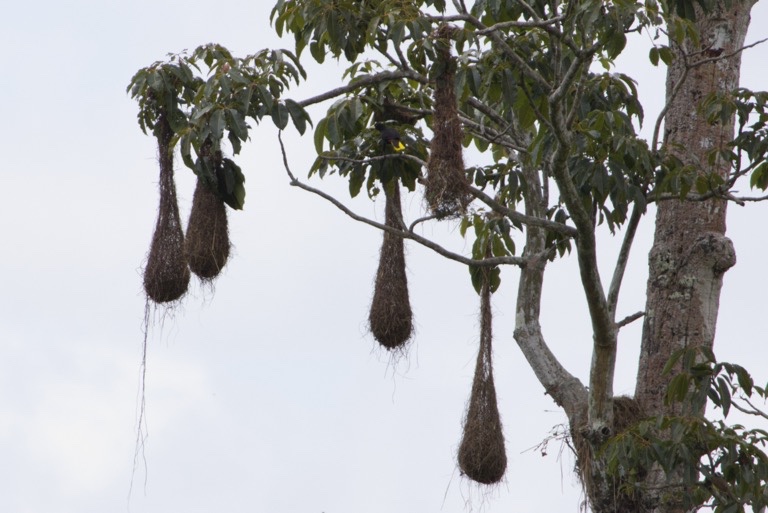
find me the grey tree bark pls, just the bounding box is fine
[633,2,755,511]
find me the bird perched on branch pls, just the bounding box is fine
[375,122,405,152]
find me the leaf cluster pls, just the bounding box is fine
[700,89,768,192]
[128,44,311,209]
[602,347,768,512]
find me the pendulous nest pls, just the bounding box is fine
[425,25,471,218]
[143,116,190,303]
[368,184,414,351]
[458,275,507,484]
[185,178,230,280]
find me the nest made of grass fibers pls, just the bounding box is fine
[573,396,645,512]
[185,178,230,280]
[425,24,471,218]
[369,183,414,351]
[458,274,507,484]
[143,115,190,304]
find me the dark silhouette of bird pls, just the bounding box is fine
[374,122,405,151]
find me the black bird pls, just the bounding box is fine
[374,122,405,151]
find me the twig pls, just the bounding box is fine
[409,214,441,232]
[616,311,645,329]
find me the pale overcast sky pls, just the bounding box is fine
[2,1,768,513]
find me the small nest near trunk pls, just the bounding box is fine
[573,396,645,512]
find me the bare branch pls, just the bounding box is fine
[458,11,553,92]
[466,185,578,237]
[458,115,529,152]
[463,97,531,151]
[513,186,587,424]
[319,153,428,168]
[734,193,768,203]
[688,36,768,68]
[617,311,645,329]
[425,13,565,32]
[652,56,689,152]
[548,108,616,434]
[278,132,526,268]
[297,70,428,108]
[408,214,441,232]
[650,38,767,152]
[607,204,643,317]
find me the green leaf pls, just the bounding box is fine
[285,98,310,135]
[314,117,328,153]
[491,234,507,257]
[734,366,754,396]
[220,158,246,210]
[659,46,674,65]
[606,31,627,59]
[666,373,691,405]
[226,108,249,141]
[271,102,290,130]
[649,47,660,66]
[349,168,365,198]
[210,108,225,140]
[717,376,732,417]
[750,162,768,190]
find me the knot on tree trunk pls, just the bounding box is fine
[690,232,736,275]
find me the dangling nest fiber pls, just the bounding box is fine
[143,116,190,303]
[425,24,471,218]
[458,275,507,484]
[185,178,230,280]
[369,184,414,350]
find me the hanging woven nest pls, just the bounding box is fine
[143,115,190,303]
[425,24,471,218]
[185,177,230,280]
[458,272,507,484]
[369,184,414,350]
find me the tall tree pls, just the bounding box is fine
[129,0,768,511]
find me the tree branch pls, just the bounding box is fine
[297,70,428,108]
[466,185,579,237]
[617,311,645,329]
[458,11,553,92]
[607,203,643,317]
[318,153,428,168]
[425,13,565,32]
[548,89,616,436]
[513,163,587,425]
[278,132,526,268]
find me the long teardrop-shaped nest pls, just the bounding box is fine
[458,277,507,484]
[143,116,190,303]
[425,25,471,218]
[185,178,230,280]
[369,184,414,351]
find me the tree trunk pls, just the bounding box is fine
[633,2,753,511]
